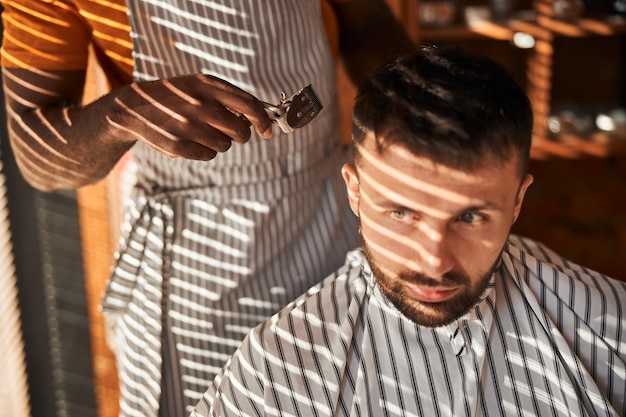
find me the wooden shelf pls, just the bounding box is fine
[531,133,626,159]
[537,15,626,37]
[420,14,626,42]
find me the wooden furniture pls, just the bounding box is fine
[387,0,626,159]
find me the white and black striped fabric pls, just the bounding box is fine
[100,2,359,417]
[193,234,626,417]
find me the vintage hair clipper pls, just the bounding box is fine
[263,84,323,133]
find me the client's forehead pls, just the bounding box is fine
[355,129,524,177]
[355,133,522,201]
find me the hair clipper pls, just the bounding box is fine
[263,84,323,133]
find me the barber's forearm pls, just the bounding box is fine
[3,68,135,192]
[5,105,135,192]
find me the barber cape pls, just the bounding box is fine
[192,234,625,417]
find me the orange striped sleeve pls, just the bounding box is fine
[1,0,133,81]
[1,0,91,70]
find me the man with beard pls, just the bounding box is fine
[191,46,625,417]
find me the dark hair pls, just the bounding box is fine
[352,45,533,177]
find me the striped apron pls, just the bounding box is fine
[101,1,359,416]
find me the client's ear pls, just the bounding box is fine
[513,173,534,224]
[341,163,360,217]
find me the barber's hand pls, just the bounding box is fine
[107,74,273,160]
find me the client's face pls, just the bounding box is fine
[342,133,532,327]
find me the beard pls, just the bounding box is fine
[362,241,497,328]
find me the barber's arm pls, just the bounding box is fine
[1,0,272,192]
[331,0,417,85]
[2,68,273,192]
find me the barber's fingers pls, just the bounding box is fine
[107,74,273,160]
[192,75,273,139]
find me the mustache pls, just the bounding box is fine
[398,270,468,288]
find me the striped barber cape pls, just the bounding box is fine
[192,234,626,417]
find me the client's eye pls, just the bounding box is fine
[458,212,482,224]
